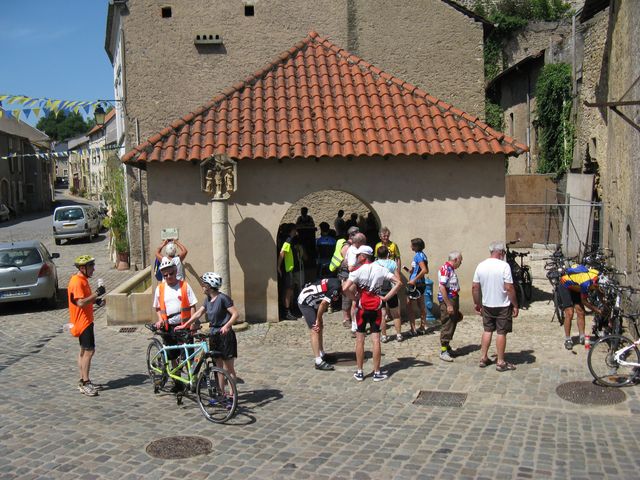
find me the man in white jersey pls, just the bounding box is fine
[297,278,343,371]
[472,241,519,372]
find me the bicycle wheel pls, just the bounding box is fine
[147,339,168,391]
[587,335,640,387]
[196,360,238,423]
[553,289,564,325]
[515,282,526,309]
[522,268,532,300]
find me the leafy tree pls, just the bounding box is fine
[36,110,92,141]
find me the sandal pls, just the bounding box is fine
[381,335,390,343]
[496,362,516,372]
[396,334,403,342]
[478,358,491,368]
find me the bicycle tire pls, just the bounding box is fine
[553,289,564,325]
[522,268,532,300]
[587,334,640,387]
[196,360,238,423]
[515,282,526,309]
[147,339,168,391]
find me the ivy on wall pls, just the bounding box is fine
[534,63,574,175]
[104,152,129,253]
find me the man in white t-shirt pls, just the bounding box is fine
[343,245,401,382]
[472,241,519,372]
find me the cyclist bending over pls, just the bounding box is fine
[177,272,239,382]
[558,264,603,350]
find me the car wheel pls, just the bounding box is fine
[55,239,61,245]
[45,284,58,309]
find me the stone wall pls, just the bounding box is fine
[504,21,572,69]
[601,1,640,288]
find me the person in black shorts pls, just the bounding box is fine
[177,272,239,382]
[297,277,343,371]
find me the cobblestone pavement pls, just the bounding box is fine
[1,220,639,479]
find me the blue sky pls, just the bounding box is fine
[0,0,113,125]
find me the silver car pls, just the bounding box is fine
[0,241,60,306]
[53,205,101,245]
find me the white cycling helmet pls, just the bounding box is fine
[159,256,175,271]
[201,272,223,289]
[165,242,177,257]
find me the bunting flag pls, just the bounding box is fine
[0,144,122,161]
[0,93,113,121]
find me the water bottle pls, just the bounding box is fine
[97,278,104,289]
[584,335,591,350]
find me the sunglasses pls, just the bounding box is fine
[162,270,177,277]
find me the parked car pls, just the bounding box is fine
[0,240,60,307]
[0,203,9,222]
[53,205,101,245]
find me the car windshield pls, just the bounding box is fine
[55,208,84,221]
[0,248,42,268]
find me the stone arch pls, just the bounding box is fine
[275,189,381,319]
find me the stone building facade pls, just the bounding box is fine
[105,0,488,268]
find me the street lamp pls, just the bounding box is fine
[94,105,106,126]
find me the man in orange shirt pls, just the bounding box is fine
[68,255,106,396]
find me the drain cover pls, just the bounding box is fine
[413,390,467,407]
[146,436,212,459]
[556,381,627,405]
[119,327,137,333]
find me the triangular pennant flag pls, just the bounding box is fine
[16,96,29,105]
[83,104,91,114]
[0,95,8,101]
[33,107,41,117]
[23,108,31,118]
[11,109,21,120]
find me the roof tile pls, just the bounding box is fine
[123,32,528,164]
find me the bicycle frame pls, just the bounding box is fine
[153,339,210,387]
[613,338,640,368]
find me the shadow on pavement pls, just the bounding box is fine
[384,356,432,378]
[504,349,536,366]
[325,350,372,367]
[100,374,149,391]
[451,344,481,358]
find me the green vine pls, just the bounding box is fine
[485,100,504,131]
[534,63,573,175]
[104,151,129,253]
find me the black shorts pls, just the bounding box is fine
[299,304,318,329]
[209,330,238,360]
[558,285,582,310]
[382,293,399,309]
[282,271,294,289]
[355,307,382,333]
[160,324,184,361]
[78,323,95,350]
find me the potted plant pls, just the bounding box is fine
[110,207,129,270]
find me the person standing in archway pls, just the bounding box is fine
[278,224,299,320]
[334,209,346,238]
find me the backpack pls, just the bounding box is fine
[358,289,382,312]
[153,258,163,281]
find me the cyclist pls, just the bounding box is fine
[177,272,239,385]
[297,277,343,371]
[68,255,106,396]
[558,264,603,350]
[153,257,198,390]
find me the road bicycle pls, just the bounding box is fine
[587,314,640,387]
[145,324,238,423]
[505,241,532,308]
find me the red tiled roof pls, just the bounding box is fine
[123,32,527,164]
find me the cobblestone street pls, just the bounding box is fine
[1,209,640,478]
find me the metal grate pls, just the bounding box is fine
[118,327,137,333]
[146,436,212,459]
[556,381,626,405]
[413,390,467,407]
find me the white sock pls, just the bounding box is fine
[315,357,323,365]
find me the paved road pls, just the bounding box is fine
[1,208,639,479]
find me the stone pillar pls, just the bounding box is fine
[211,199,248,331]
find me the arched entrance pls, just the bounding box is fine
[275,189,381,319]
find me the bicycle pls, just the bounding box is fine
[505,240,532,308]
[587,313,640,387]
[543,246,567,325]
[145,324,238,423]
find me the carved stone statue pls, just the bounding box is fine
[204,168,215,193]
[214,167,223,198]
[201,154,237,200]
[224,167,234,194]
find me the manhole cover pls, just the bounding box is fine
[413,390,467,407]
[556,381,627,405]
[119,327,137,333]
[146,436,212,459]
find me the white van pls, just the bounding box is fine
[52,205,101,245]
